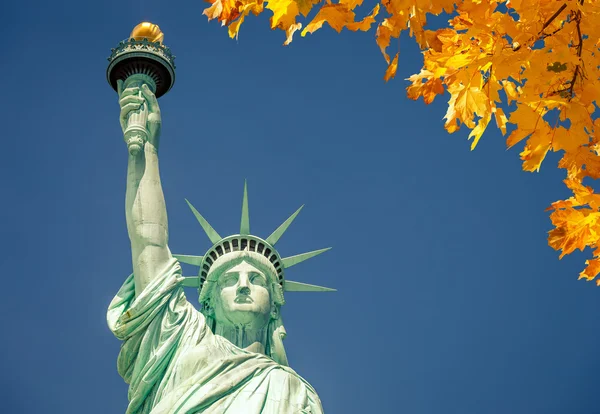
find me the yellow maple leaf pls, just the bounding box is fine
[408,11,428,50]
[423,30,443,53]
[546,197,579,212]
[339,0,363,10]
[468,112,491,150]
[347,4,379,32]
[502,81,521,105]
[228,2,261,39]
[228,15,246,40]
[551,125,591,153]
[443,83,489,134]
[296,0,322,17]
[548,208,600,258]
[301,4,353,35]
[384,53,398,82]
[506,104,549,149]
[493,106,508,135]
[203,0,223,20]
[375,20,393,63]
[284,22,303,45]
[580,257,600,283]
[301,3,378,36]
[203,0,240,25]
[267,0,300,31]
[558,147,600,181]
[564,179,600,211]
[578,79,600,108]
[520,129,553,172]
[405,70,445,104]
[375,13,408,63]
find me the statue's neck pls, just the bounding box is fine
[215,324,268,355]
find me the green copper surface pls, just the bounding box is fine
[284,280,337,292]
[282,247,332,268]
[266,205,304,245]
[185,198,222,244]
[107,41,333,413]
[240,180,250,235]
[172,254,203,266]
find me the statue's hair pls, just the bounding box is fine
[199,250,289,366]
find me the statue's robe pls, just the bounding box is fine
[107,258,323,414]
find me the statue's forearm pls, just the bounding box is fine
[126,143,168,241]
[126,142,171,293]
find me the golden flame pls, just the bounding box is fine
[130,22,164,43]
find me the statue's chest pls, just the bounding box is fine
[171,342,228,384]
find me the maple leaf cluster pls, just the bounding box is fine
[203,0,600,285]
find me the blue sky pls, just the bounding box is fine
[2,0,600,412]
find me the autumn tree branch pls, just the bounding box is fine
[541,3,568,33]
[512,3,567,51]
[568,10,585,98]
[550,5,585,100]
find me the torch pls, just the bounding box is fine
[107,22,176,155]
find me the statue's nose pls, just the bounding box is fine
[237,274,250,295]
[237,285,250,295]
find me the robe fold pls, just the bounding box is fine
[107,258,323,414]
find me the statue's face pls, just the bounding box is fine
[212,260,273,330]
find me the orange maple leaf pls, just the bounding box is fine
[548,208,600,258]
[405,70,445,103]
[384,53,399,82]
[301,3,379,36]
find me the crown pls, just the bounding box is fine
[175,181,335,303]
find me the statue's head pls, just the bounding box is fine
[201,251,282,331]
[175,182,335,365]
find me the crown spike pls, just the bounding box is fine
[182,276,200,288]
[282,247,331,268]
[284,280,336,292]
[240,180,250,235]
[173,254,204,266]
[185,199,222,244]
[266,205,304,246]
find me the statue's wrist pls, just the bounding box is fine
[145,140,159,155]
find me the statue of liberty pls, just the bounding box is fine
[106,23,335,414]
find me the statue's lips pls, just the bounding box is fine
[234,296,253,304]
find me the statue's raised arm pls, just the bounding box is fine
[118,78,171,296]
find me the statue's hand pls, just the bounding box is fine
[140,83,161,148]
[117,80,162,150]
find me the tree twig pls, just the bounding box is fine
[541,3,568,33]
[512,3,567,51]
[568,10,585,98]
[550,7,585,100]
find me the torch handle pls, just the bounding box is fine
[122,75,151,155]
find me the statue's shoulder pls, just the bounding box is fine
[273,365,320,395]
[265,367,323,413]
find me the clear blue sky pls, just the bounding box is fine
[2,0,600,412]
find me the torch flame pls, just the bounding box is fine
[130,22,164,43]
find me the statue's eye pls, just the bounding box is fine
[250,273,266,287]
[220,273,238,287]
